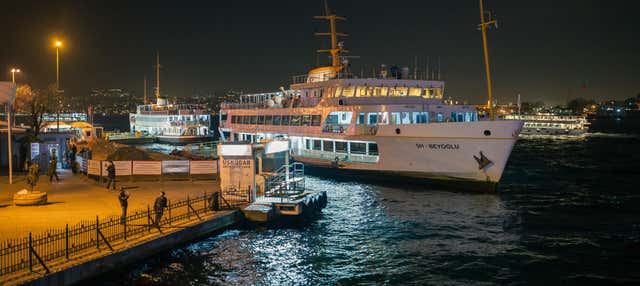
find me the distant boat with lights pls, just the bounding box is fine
[503,113,589,136]
[129,54,213,144]
[218,2,523,187]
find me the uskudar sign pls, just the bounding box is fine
[222,159,252,168]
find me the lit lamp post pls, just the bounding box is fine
[55,40,62,90]
[10,68,20,84]
[54,40,63,132]
[7,69,20,184]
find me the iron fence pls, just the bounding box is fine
[0,191,250,278]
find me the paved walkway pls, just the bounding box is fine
[0,170,220,240]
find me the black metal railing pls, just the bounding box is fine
[0,192,249,278]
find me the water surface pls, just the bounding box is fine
[89,133,640,285]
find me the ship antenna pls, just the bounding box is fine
[479,0,498,120]
[426,56,430,80]
[414,56,418,80]
[143,76,148,104]
[155,52,161,100]
[437,56,441,80]
[314,1,348,72]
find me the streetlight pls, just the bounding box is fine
[10,68,20,84]
[53,39,63,132]
[54,40,62,90]
[6,68,20,184]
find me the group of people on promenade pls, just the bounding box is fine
[107,161,167,227]
[117,187,168,228]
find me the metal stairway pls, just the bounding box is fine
[265,162,305,198]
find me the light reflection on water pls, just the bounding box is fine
[87,134,640,285]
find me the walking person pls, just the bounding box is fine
[153,192,168,226]
[48,157,59,182]
[118,187,130,224]
[106,161,116,190]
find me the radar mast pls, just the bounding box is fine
[314,0,348,72]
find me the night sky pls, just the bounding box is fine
[2,0,638,105]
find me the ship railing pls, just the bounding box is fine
[265,162,305,199]
[220,102,266,110]
[292,74,308,84]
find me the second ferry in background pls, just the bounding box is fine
[503,113,589,136]
[129,54,213,144]
[218,4,523,188]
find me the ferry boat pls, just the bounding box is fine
[129,99,212,144]
[503,114,589,136]
[129,54,213,144]
[218,4,523,188]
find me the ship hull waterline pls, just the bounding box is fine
[227,120,523,190]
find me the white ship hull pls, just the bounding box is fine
[298,121,520,184]
[225,120,523,186]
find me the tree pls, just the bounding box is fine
[13,84,47,138]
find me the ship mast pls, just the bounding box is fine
[479,0,497,120]
[314,1,348,71]
[143,76,147,104]
[155,52,161,100]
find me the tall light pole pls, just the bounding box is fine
[54,40,63,132]
[10,68,20,84]
[55,40,62,90]
[7,68,19,184]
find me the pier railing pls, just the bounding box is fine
[0,192,246,278]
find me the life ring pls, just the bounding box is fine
[339,126,344,133]
[369,126,378,135]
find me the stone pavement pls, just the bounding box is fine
[0,170,220,240]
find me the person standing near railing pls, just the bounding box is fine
[118,187,130,224]
[153,192,168,226]
[106,161,116,190]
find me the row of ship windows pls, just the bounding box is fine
[230,111,478,126]
[524,123,573,128]
[303,139,379,156]
[231,115,322,126]
[354,111,478,125]
[303,86,444,98]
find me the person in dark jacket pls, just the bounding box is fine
[118,187,130,224]
[153,192,168,226]
[106,161,116,190]
[48,157,59,182]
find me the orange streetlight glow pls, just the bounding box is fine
[10,68,21,84]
